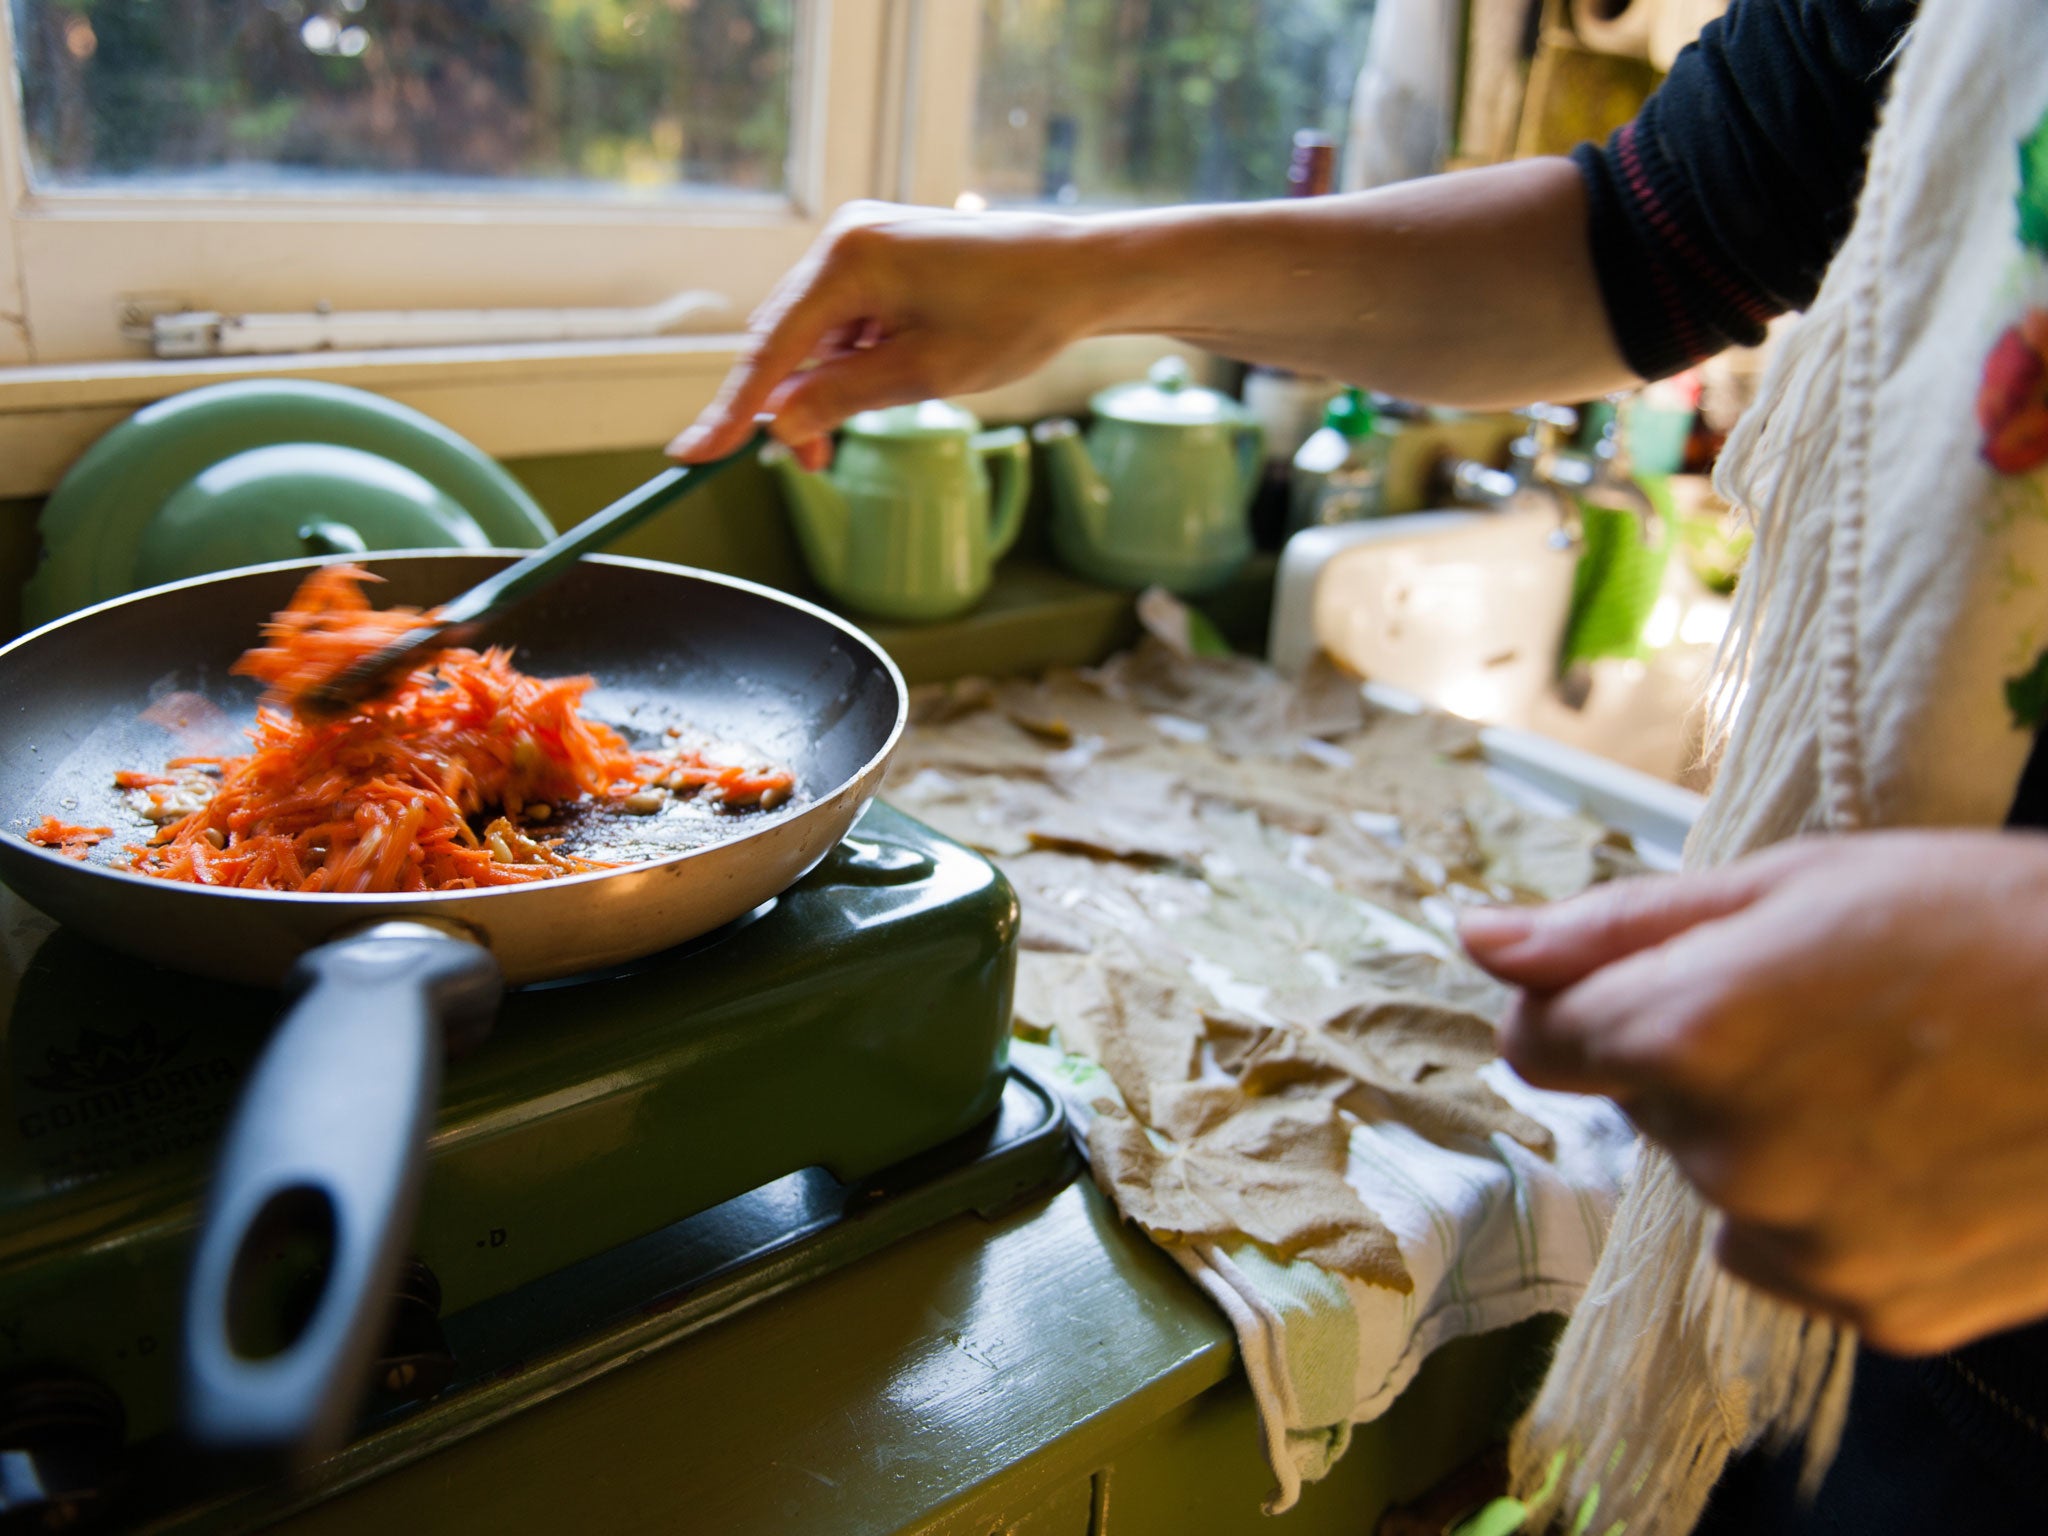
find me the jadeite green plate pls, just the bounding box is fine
[23,380,556,627]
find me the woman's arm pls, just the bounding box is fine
[1082,158,1633,409]
[670,158,1633,469]
[672,0,1915,468]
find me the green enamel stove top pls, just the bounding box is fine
[0,802,1039,1526]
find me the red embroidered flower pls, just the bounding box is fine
[1979,308,2048,475]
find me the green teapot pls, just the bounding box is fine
[765,400,1029,622]
[1034,356,1263,594]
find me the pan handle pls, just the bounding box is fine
[182,921,500,1464]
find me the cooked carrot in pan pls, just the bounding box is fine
[102,565,795,895]
[27,817,111,859]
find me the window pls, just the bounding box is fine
[968,0,1377,208]
[0,0,889,368]
[14,0,797,201]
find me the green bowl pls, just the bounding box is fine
[24,380,555,627]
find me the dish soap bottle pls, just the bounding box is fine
[1242,131,1342,549]
[1288,388,1388,535]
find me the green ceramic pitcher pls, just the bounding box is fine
[1033,356,1263,595]
[765,400,1030,622]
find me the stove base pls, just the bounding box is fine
[122,1066,1073,1532]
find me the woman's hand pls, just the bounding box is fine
[667,200,1101,470]
[1461,831,2048,1354]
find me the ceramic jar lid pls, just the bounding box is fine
[842,400,985,439]
[1089,356,1249,428]
[24,379,555,627]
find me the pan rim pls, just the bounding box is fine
[0,549,909,908]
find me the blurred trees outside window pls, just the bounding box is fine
[12,0,1379,207]
[971,0,1377,207]
[11,0,796,197]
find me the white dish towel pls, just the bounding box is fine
[1014,1039,1638,1512]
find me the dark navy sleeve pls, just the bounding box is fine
[1572,0,1917,380]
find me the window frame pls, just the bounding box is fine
[0,0,909,365]
[0,0,1201,498]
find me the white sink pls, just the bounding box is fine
[1268,506,1727,789]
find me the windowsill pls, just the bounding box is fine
[0,333,1210,500]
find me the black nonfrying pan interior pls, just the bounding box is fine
[0,553,905,1467]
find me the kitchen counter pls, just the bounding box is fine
[222,550,1552,1532]
[279,1178,1546,1535]
[202,559,1542,1533]
[0,475,1549,1531]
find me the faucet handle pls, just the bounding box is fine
[1517,402,1580,435]
[1506,403,1585,493]
[1513,403,1580,461]
[1447,459,1520,504]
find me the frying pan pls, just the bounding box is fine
[0,551,906,1464]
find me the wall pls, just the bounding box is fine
[507,450,819,597]
[0,435,1097,645]
[0,438,1278,684]
[0,412,1510,653]
[0,448,817,643]
[0,497,39,639]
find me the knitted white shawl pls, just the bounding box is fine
[1511,2,2048,1529]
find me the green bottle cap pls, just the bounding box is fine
[1323,387,1376,438]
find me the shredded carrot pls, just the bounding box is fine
[27,816,111,859]
[229,561,443,711]
[108,564,796,895]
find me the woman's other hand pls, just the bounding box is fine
[1461,831,2048,1354]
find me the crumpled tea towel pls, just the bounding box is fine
[895,595,1648,1512]
[1015,1037,1636,1511]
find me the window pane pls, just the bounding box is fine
[971,0,1375,208]
[11,0,797,200]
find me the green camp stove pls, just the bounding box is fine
[0,802,1067,1531]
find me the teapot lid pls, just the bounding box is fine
[1090,356,1248,427]
[843,399,983,439]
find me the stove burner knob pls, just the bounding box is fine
[370,1259,457,1407]
[0,1369,125,1531]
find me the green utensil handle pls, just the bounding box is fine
[974,426,1031,562]
[304,424,771,713]
[437,427,767,628]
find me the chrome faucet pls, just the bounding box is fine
[1436,403,1595,509]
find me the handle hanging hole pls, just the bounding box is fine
[224,1185,339,1362]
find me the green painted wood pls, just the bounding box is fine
[0,499,38,639]
[862,554,1275,685]
[509,450,818,592]
[268,1175,1553,1536]
[995,1477,1096,1536]
[278,1182,1234,1536]
[1096,1322,1555,1535]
